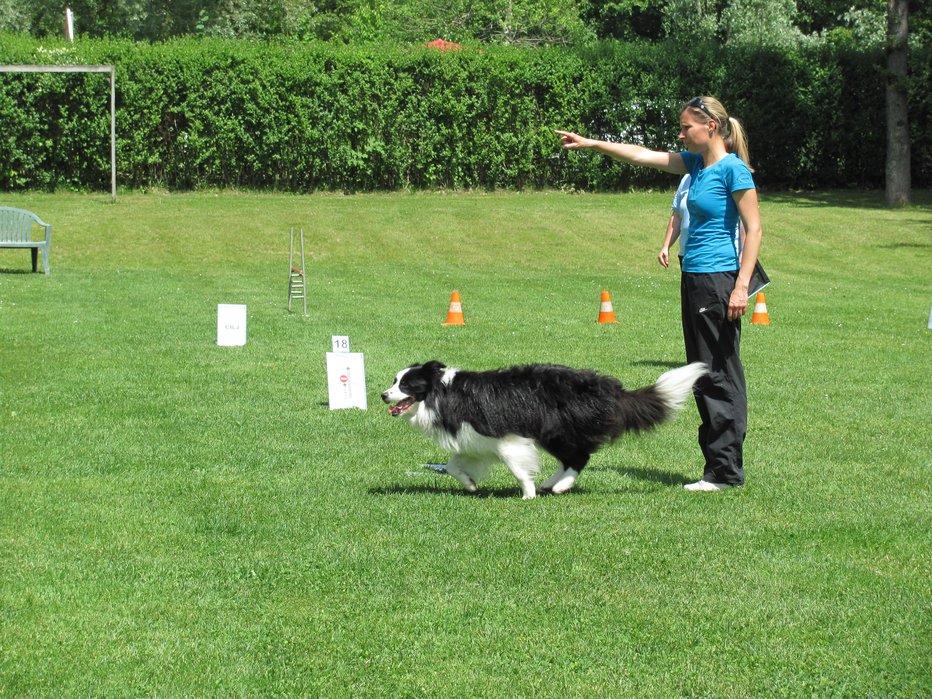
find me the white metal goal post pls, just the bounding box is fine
[0,64,116,202]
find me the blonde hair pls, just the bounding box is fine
[683,96,753,172]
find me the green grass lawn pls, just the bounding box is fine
[1,189,930,697]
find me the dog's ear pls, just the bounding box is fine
[421,360,447,384]
[397,361,447,400]
[409,360,446,369]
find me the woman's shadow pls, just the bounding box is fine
[596,464,693,486]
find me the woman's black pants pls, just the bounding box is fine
[680,271,747,485]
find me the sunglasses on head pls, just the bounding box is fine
[687,97,715,120]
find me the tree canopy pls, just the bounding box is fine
[2,0,925,48]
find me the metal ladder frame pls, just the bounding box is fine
[288,226,308,316]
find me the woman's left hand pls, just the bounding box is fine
[554,130,594,149]
[727,287,749,321]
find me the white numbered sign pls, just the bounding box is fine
[326,352,367,410]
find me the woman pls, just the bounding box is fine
[556,96,762,491]
[659,172,691,269]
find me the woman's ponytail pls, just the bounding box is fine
[726,117,753,172]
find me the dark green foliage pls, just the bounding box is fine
[0,33,928,191]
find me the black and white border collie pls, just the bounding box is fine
[382,361,706,499]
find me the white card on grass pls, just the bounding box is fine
[217,304,247,346]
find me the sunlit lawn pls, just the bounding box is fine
[1,189,929,696]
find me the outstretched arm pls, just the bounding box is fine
[555,131,687,175]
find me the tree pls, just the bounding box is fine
[721,0,803,48]
[364,0,592,45]
[0,0,30,33]
[482,0,594,44]
[582,0,665,40]
[662,0,724,42]
[885,0,910,206]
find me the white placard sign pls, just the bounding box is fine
[331,335,351,353]
[217,304,247,346]
[326,352,367,410]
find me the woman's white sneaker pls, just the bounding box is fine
[684,479,736,492]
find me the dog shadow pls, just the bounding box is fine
[369,483,528,499]
[370,469,680,498]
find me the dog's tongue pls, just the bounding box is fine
[388,398,414,416]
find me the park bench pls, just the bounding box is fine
[0,207,52,274]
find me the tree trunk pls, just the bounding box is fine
[885,0,910,207]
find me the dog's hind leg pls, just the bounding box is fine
[540,467,581,494]
[497,437,540,500]
[539,449,591,495]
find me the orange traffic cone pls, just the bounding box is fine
[750,292,770,325]
[597,290,618,324]
[442,290,465,326]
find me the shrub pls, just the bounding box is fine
[0,34,927,191]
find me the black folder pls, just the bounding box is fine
[748,260,770,296]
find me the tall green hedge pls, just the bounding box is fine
[0,34,928,192]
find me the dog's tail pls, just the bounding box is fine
[614,362,707,435]
[653,362,707,414]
